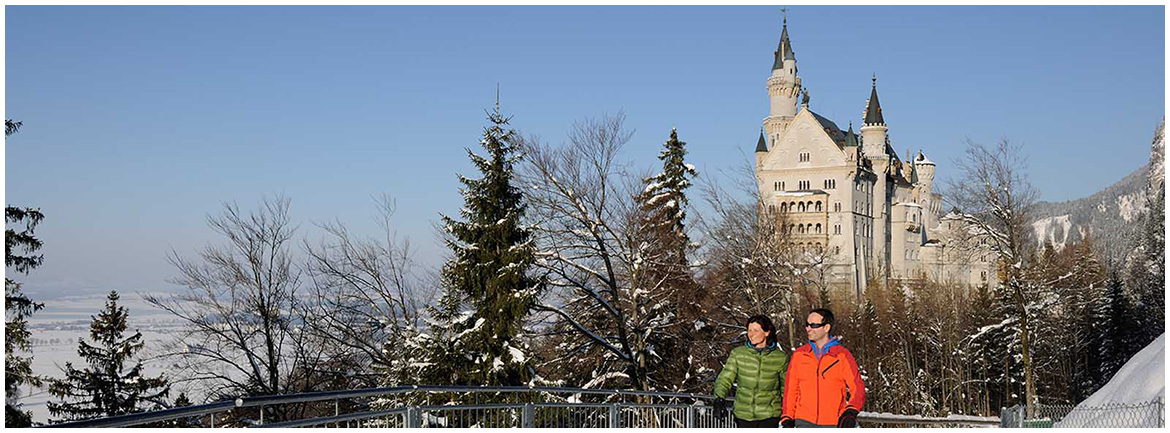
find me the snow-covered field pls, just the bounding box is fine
[15,292,185,425]
[1054,333,1165,428]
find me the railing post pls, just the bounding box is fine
[686,406,695,428]
[522,403,534,428]
[407,407,421,428]
[609,403,620,428]
[259,405,264,426]
[1159,396,1165,428]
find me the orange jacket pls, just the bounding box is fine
[781,339,865,426]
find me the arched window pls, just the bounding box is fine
[815,223,822,234]
[798,203,806,212]
[780,202,788,213]
[816,201,823,212]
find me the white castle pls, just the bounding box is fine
[753,18,998,299]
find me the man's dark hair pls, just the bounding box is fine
[747,314,779,347]
[809,308,835,328]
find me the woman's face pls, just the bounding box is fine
[747,322,770,347]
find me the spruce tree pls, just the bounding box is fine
[1096,276,1135,386]
[5,118,45,427]
[427,103,541,387]
[47,291,169,422]
[630,128,702,391]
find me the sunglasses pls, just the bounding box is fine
[804,322,828,329]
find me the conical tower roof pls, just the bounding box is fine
[756,129,768,152]
[772,18,796,70]
[864,75,885,125]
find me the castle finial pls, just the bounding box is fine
[781,6,788,26]
[495,83,501,113]
[872,73,876,87]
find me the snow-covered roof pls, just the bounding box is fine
[894,202,922,208]
[915,151,935,165]
[775,190,826,197]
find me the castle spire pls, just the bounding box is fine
[864,74,885,125]
[772,13,796,70]
[756,128,768,152]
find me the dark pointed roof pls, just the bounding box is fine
[844,122,858,147]
[864,76,885,125]
[772,19,796,70]
[756,129,768,152]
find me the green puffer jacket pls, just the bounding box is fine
[714,342,789,421]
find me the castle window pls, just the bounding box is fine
[815,223,822,234]
[980,271,987,281]
[815,201,822,212]
[780,202,788,213]
[835,246,841,255]
[834,202,841,212]
[799,152,810,162]
[798,203,806,212]
[781,181,785,190]
[834,224,841,235]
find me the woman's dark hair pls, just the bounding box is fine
[746,314,778,347]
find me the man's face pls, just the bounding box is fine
[806,312,830,342]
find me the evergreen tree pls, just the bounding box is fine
[47,291,169,422]
[1096,276,1135,385]
[426,103,542,387]
[5,119,45,427]
[628,128,703,391]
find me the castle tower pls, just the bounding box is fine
[860,76,888,158]
[914,150,938,228]
[763,17,801,144]
[861,75,891,280]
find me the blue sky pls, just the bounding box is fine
[5,6,1164,298]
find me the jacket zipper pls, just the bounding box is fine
[753,350,762,420]
[815,348,822,424]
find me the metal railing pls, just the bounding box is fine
[39,385,998,428]
[1001,397,1165,428]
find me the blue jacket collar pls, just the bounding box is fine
[810,337,840,359]
[745,340,777,352]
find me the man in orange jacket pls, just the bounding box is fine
[780,308,865,428]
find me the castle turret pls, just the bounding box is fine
[764,17,801,145]
[755,129,768,168]
[914,150,938,229]
[860,75,888,159]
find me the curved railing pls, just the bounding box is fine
[40,385,1000,428]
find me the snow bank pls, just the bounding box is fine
[1054,333,1164,427]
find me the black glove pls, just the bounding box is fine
[781,417,795,428]
[713,397,728,413]
[837,409,859,428]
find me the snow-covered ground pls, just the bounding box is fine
[1054,333,1165,427]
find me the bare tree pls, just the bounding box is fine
[520,113,680,391]
[943,138,1040,416]
[695,159,812,350]
[145,196,320,411]
[302,195,429,388]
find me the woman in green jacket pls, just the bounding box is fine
[713,315,789,428]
